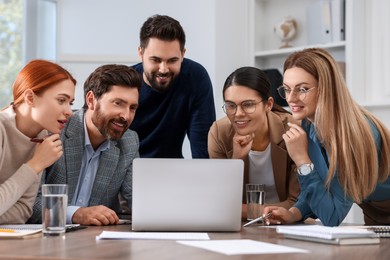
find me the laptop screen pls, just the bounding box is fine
[131,158,244,232]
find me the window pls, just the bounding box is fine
[0,0,23,108]
[0,0,57,109]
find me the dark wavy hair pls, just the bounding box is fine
[82,64,142,109]
[139,14,186,52]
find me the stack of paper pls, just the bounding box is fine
[0,224,85,234]
[276,225,380,245]
[342,225,390,238]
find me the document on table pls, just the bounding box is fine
[96,231,210,240]
[340,225,390,238]
[0,224,85,233]
[0,228,42,239]
[0,224,42,230]
[177,239,308,255]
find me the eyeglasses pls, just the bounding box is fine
[222,100,263,115]
[277,85,316,100]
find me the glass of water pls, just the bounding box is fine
[246,184,265,221]
[41,184,68,236]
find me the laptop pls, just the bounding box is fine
[131,158,244,232]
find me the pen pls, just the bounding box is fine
[30,138,44,143]
[0,228,16,233]
[243,212,273,227]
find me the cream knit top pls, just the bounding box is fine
[0,106,46,224]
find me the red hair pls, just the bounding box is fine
[12,59,76,107]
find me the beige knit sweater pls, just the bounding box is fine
[0,106,46,224]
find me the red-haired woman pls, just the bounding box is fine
[0,59,76,223]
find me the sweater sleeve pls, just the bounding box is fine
[0,164,41,224]
[187,64,216,158]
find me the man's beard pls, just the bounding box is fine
[145,71,175,93]
[91,103,129,141]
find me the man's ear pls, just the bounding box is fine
[138,46,143,61]
[86,91,96,110]
[181,48,186,61]
[24,89,35,106]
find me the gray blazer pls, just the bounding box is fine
[29,109,139,224]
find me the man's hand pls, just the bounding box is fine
[72,205,119,225]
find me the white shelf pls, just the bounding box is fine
[250,0,347,70]
[360,102,390,109]
[254,41,346,58]
[58,54,139,64]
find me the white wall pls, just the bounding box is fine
[214,0,250,119]
[346,0,390,129]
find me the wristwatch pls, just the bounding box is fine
[297,163,314,176]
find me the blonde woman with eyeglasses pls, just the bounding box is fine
[264,48,390,226]
[208,66,300,219]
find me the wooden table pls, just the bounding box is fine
[0,224,388,260]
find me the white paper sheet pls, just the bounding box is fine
[96,231,210,240]
[177,239,308,255]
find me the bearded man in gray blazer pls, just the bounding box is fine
[29,64,141,225]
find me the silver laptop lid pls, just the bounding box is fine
[131,158,244,232]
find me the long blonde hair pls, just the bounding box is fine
[283,48,390,203]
